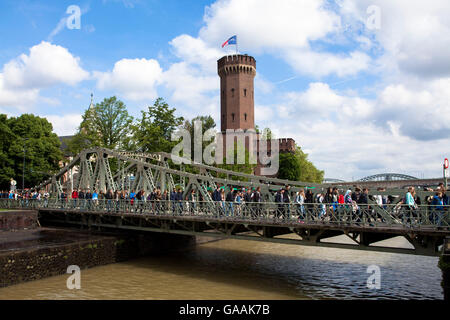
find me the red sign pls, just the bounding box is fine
[445,158,449,169]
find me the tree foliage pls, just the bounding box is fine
[0,114,62,190]
[278,145,324,183]
[67,96,133,154]
[181,115,216,162]
[133,98,184,153]
[217,141,257,180]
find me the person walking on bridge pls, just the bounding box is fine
[283,186,291,220]
[105,189,113,213]
[431,191,444,227]
[295,189,306,222]
[252,187,262,218]
[71,189,78,208]
[225,188,235,217]
[275,188,284,220]
[404,186,417,225]
[176,188,184,215]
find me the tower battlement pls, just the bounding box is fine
[218,54,256,77]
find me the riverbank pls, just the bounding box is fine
[0,226,197,288]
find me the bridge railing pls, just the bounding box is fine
[1,199,449,230]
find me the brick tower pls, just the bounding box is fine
[217,54,296,177]
[217,54,256,132]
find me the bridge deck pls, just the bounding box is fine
[2,199,449,256]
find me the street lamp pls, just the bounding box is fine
[22,138,29,191]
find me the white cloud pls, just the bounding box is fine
[284,49,371,78]
[169,34,223,72]
[375,78,450,140]
[0,41,89,112]
[44,114,83,136]
[194,0,370,77]
[338,0,450,78]
[2,41,89,90]
[94,58,163,101]
[0,74,39,110]
[199,0,340,50]
[257,81,449,179]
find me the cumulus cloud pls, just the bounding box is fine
[94,58,163,101]
[199,0,340,50]
[0,74,39,110]
[195,0,371,77]
[0,41,89,110]
[338,0,450,78]
[256,80,449,179]
[375,78,450,140]
[2,41,89,90]
[44,114,83,136]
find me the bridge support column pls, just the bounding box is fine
[439,237,450,301]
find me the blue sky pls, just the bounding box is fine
[1,0,449,180]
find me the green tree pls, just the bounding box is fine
[278,145,324,183]
[0,114,62,190]
[278,152,301,181]
[67,96,133,154]
[217,141,257,180]
[182,115,216,162]
[133,98,184,153]
[0,114,15,187]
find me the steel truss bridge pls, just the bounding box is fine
[3,147,449,257]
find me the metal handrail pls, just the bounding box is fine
[1,199,449,230]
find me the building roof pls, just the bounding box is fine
[59,136,74,156]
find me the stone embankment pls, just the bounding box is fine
[0,210,195,288]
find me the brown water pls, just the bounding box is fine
[0,234,443,300]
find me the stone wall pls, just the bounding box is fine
[0,229,195,288]
[0,210,38,231]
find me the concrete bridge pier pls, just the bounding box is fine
[439,237,450,301]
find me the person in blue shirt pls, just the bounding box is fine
[92,190,99,208]
[431,191,444,226]
[129,190,136,212]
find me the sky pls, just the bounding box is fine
[0,0,449,181]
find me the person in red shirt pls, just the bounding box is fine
[72,189,79,208]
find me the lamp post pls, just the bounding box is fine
[22,138,29,191]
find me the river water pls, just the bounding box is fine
[0,235,443,300]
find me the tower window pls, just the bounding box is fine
[244,113,247,121]
[231,88,235,97]
[232,113,235,122]
[244,89,247,97]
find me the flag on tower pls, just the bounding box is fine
[222,35,237,48]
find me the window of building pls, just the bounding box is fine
[244,89,247,97]
[231,88,235,97]
[232,113,235,122]
[244,113,247,121]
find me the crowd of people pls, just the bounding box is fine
[1,182,448,226]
